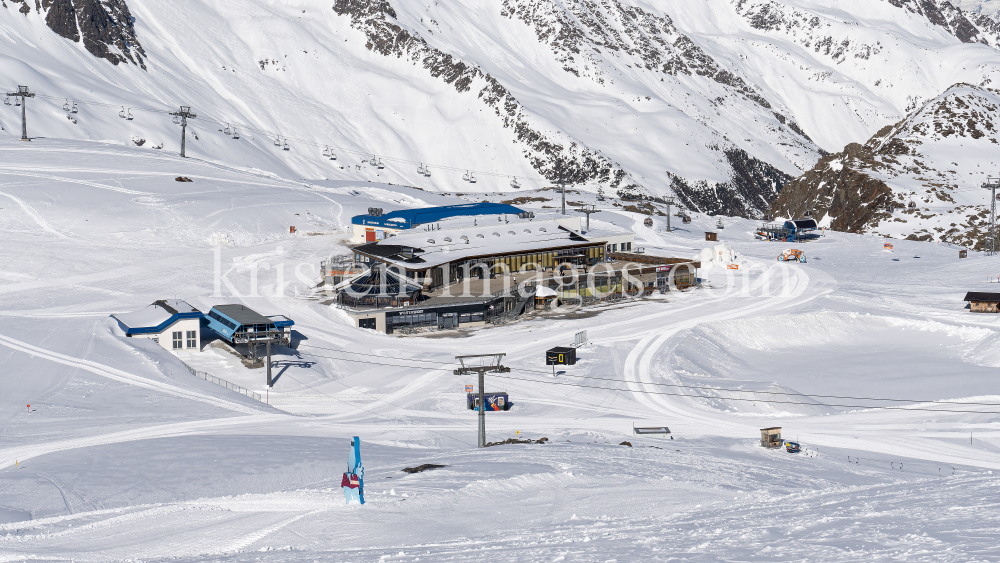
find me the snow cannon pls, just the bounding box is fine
[342,436,365,505]
[777,249,806,263]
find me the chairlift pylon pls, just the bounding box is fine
[62,99,70,112]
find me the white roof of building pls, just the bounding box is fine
[112,299,199,329]
[361,220,605,269]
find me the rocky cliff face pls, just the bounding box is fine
[333,0,816,217]
[6,0,145,68]
[772,83,1000,248]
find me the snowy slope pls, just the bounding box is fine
[3,139,1000,559]
[8,0,1000,218]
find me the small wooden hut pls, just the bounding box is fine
[964,292,1000,313]
[760,427,782,449]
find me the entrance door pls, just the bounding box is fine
[365,229,376,242]
[358,318,377,330]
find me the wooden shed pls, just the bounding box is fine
[760,427,782,449]
[705,232,718,242]
[964,292,1000,313]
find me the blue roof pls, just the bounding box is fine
[352,202,526,229]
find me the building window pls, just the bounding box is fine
[172,331,182,350]
[626,242,632,251]
[187,331,197,349]
[613,244,618,252]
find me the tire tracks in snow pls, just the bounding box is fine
[0,333,262,415]
[623,265,815,426]
[0,415,282,471]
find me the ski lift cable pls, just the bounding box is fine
[296,343,1000,409]
[32,90,549,182]
[298,348,1000,414]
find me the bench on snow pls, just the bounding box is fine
[633,426,671,435]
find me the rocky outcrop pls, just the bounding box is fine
[771,146,894,233]
[772,84,1000,249]
[10,0,146,68]
[669,148,791,218]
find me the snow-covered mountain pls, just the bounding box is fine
[773,83,1000,248]
[5,0,1000,219]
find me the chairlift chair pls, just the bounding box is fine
[232,128,240,139]
[223,123,231,135]
[283,140,290,151]
[323,146,330,157]
[510,178,520,189]
[274,137,281,147]
[716,218,725,229]
[126,108,133,121]
[14,97,20,107]
[329,150,336,160]
[63,100,70,112]
[119,107,126,119]
[71,102,78,113]
[3,97,10,106]
[172,116,180,125]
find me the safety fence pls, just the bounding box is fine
[181,362,263,403]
